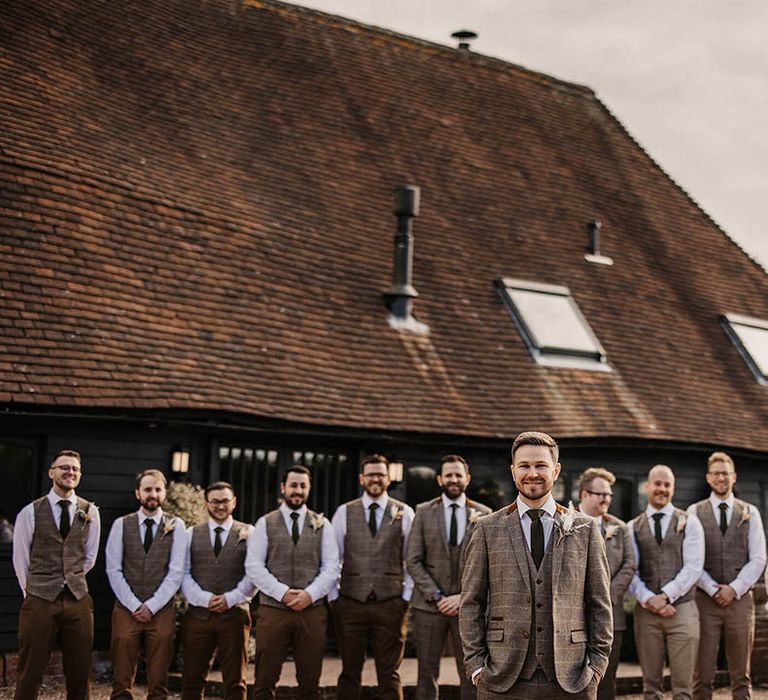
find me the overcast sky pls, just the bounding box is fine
[300,0,768,269]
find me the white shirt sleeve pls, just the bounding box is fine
[304,518,341,602]
[223,524,257,609]
[328,505,347,602]
[627,520,655,605]
[181,525,212,609]
[83,505,101,573]
[687,504,719,597]
[245,517,288,603]
[661,513,705,603]
[12,503,35,596]
[106,517,143,612]
[143,517,189,615]
[730,506,767,598]
[401,504,415,601]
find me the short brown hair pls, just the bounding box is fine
[282,465,312,484]
[578,467,615,495]
[51,450,81,467]
[707,451,734,470]
[360,454,389,473]
[135,469,167,490]
[440,454,469,474]
[511,431,559,463]
[205,481,235,499]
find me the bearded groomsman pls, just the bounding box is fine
[331,454,415,700]
[687,452,766,700]
[246,466,339,700]
[406,454,491,700]
[106,469,188,700]
[577,468,634,700]
[460,431,612,700]
[629,465,704,700]
[181,482,256,700]
[12,450,101,700]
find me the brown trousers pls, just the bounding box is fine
[14,592,94,700]
[477,668,598,700]
[252,604,326,700]
[597,630,623,700]
[693,589,754,700]
[110,603,176,700]
[411,608,475,700]
[181,607,251,700]
[333,596,409,700]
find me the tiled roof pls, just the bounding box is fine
[2,0,768,450]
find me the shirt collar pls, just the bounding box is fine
[208,516,234,532]
[48,489,77,506]
[577,504,604,526]
[362,492,389,511]
[442,493,467,509]
[517,494,556,519]
[709,492,734,509]
[138,507,163,524]
[279,502,307,518]
[646,503,674,518]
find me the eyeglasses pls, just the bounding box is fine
[586,490,612,499]
[55,465,81,473]
[207,498,233,506]
[362,472,388,480]
[707,471,732,478]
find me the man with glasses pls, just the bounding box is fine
[577,468,634,700]
[687,453,766,700]
[106,469,188,700]
[245,466,339,700]
[12,450,101,700]
[181,482,256,700]
[331,454,415,700]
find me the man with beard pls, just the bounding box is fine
[12,450,101,700]
[331,454,416,700]
[687,453,766,700]
[629,465,704,700]
[106,469,188,700]
[181,482,256,700]
[406,454,491,700]
[576,468,634,700]
[245,466,339,700]
[460,431,612,700]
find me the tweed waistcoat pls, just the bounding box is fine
[633,508,694,604]
[27,496,91,601]
[340,497,406,602]
[120,512,174,604]
[695,499,751,585]
[602,514,632,631]
[519,540,556,681]
[188,519,249,619]
[259,508,324,609]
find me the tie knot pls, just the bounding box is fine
[652,513,664,522]
[528,509,542,522]
[144,519,154,529]
[59,500,70,509]
[290,512,299,521]
[369,503,378,512]
[215,525,224,533]
[719,503,728,512]
[450,503,459,510]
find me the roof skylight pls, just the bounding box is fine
[497,278,608,370]
[723,313,768,384]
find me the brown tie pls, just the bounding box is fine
[528,509,544,569]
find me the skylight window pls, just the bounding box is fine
[497,278,608,369]
[723,313,768,384]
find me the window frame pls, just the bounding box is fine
[722,312,768,384]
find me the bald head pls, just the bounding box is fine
[644,464,675,509]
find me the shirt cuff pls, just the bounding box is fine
[471,668,483,682]
[728,580,746,599]
[660,586,676,604]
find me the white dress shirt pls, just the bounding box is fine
[442,493,468,545]
[330,492,415,601]
[245,503,340,604]
[628,503,705,605]
[181,517,257,609]
[12,489,102,596]
[105,508,189,615]
[687,494,767,599]
[517,494,557,552]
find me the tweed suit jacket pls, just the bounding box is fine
[406,496,492,613]
[459,501,613,694]
[602,513,635,632]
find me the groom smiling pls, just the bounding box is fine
[459,431,613,699]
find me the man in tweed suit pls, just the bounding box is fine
[246,466,339,700]
[106,469,188,700]
[629,465,704,700]
[406,454,492,700]
[460,431,612,700]
[577,468,635,700]
[687,452,766,700]
[181,482,256,700]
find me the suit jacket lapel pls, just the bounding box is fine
[504,502,532,595]
[551,504,565,585]
[433,499,450,554]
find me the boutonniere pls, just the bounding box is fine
[604,524,619,541]
[75,508,93,523]
[468,508,481,525]
[675,514,687,534]
[554,502,592,545]
[162,517,176,537]
[309,513,325,531]
[738,509,751,527]
[389,505,403,523]
[237,527,249,543]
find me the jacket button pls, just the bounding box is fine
[536,579,542,585]
[537,626,543,632]
[523,632,529,639]
[536,603,542,608]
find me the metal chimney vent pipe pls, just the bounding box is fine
[451,30,478,50]
[383,185,420,322]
